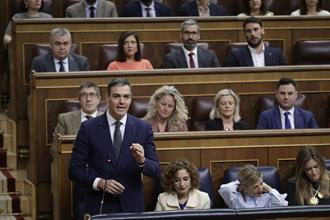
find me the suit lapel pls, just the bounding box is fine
[273,107,282,129]
[70,111,81,134]
[244,46,254,66]
[47,53,57,72]
[178,48,188,68]
[264,47,272,66]
[97,114,117,166]
[118,115,136,162]
[136,2,143,17]
[96,0,104,17]
[293,108,303,128]
[68,54,79,71]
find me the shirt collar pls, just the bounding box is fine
[182,45,198,56]
[248,42,265,55]
[106,110,127,126]
[54,56,68,64]
[279,106,294,116]
[140,1,155,10]
[85,0,98,8]
[81,109,98,118]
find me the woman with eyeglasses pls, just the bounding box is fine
[155,159,210,210]
[106,31,153,70]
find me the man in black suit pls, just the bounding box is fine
[178,0,227,17]
[31,27,90,73]
[161,19,220,69]
[120,0,171,17]
[224,17,287,67]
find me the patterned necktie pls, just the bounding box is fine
[145,7,151,17]
[189,52,195,68]
[58,60,65,72]
[89,6,95,17]
[114,121,122,158]
[284,112,291,129]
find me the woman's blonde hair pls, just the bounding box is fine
[144,85,189,128]
[294,146,330,205]
[237,164,262,200]
[209,89,241,122]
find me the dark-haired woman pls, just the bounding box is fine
[107,31,153,70]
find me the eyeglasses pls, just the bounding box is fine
[182,31,199,36]
[80,92,98,98]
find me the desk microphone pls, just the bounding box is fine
[99,153,111,215]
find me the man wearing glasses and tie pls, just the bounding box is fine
[51,82,102,220]
[257,77,318,129]
[31,27,90,73]
[161,19,220,69]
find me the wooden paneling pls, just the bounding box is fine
[54,130,330,219]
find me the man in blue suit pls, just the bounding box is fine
[69,78,160,216]
[161,19,220,68]
[120,0,171,17]
[257,77,318,129]
[224,17,287,67]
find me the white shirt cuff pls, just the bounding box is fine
[93,177,101,191]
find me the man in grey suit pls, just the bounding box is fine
[31,27,90,73]
[66,0,118,18]
[51,82,102,220]
[161,19,220,69]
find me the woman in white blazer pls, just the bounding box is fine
[155,159,210,211]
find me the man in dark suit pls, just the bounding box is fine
[120,0,171,17]
[257,77,318,129]
[224,17,287,67]
[31,27,90,73]
[52,82,102,220]
[161,19,220,68]
[69,78,160,216]
[65,0,118,18]
[178,0,227,16]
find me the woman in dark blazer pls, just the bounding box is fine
[205,89,250,131]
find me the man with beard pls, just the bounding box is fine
[257,77,318,129]
[161,19,220,68]
[66,0,118,18]
[224,17,287,67]
[120,0,171,17]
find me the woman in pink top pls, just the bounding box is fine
[107,31,153,70]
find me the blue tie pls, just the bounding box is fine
[284,112,291,129]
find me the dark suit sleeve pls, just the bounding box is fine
[287,181,298,206]
[140,123,160,178]
[308,113,318,128]
[177,5,189,16]
[160,53,176,69]
[277,49,287,65]
[223,50,238,67]
[81,56,90,71]
[69,123,96,188]
[205,119,217,130]
[256,112,268,129]
[210,50,221,67]
[31,56,43,73]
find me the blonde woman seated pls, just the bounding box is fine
[219,164,288,208]
[155,159,210,210]
[291,0,330,16]
[288,146,330,205]
[238,0,274,17]
[143,85,188,132]
[205,89,250,131]
[106,31,153,70]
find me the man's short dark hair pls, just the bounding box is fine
[277,77,296,89]
[243,17,263,30]
[107,78,133,95]
[79,81,101,96]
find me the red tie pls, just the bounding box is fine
[189,52,195,68]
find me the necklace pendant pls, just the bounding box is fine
[318,192,324,199]
[309,196,319,205]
